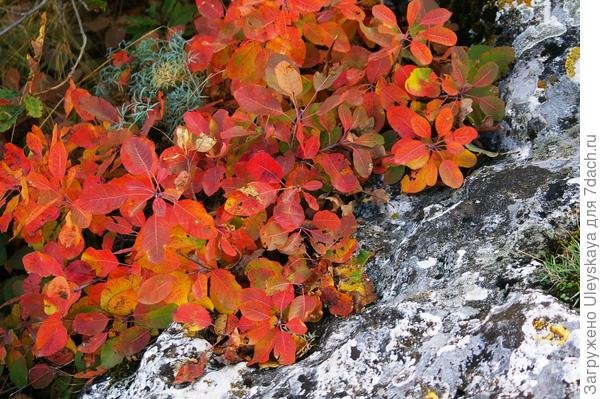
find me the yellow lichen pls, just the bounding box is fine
[532,318,570,345]
[423,391,439,399]
[497,0,533,8]
[565,47,580,79]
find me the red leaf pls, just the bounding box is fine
[247,152,284,184]
[78,333,108,354]
[315,153,361,194]
[174,358,208,384]
[352,147,373,179]
[313,210,341,232]
[287,295,318,321]
[183,111,209,136]
[233,85,283,116]
[273,331,296,365]
[210,269,242,314]
[285,317,308,335]
[173,303,212,330]
[76,182,128,214]
[438,160,464,188]
[387,105,418,138]
[224,181,278,216]
[23,252,64,277]
[137,215,170,264]
[273,190,304,232]
[81,248,119,277]
[29,363,55,389]
[120,137,158,177]
[174,200,217,239]
[240,288,273,321]
[115,327,151,357]
[34,314,68,357]
[73,312,109,336]
[392,139,429,169]
[195,0,224,19]
[201,165,225,196]
[422,26,457,46]
[420,8,452,25]
[77,96,120,124]
[471,62,499,87]
[138,274,176,305]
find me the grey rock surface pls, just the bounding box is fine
[81,1,580,398]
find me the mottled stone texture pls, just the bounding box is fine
[82,1,580,398]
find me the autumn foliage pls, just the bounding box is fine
[0,0,513,392]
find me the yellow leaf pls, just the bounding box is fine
[274,61,303,97]
[101,276,141,316]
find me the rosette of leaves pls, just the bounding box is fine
[96,33,207,134]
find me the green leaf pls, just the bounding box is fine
[24,95,43,118]
[134,303,177,329]
[7,350,28,388]
[100,338,124,369]
[86,0,108,11]
[383,165,406,185]
[0,105,23,132]
[0,88,19,100]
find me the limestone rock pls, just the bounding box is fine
[81,1,580,398]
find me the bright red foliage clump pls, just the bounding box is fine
[0,0,513,390]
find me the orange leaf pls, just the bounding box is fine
[438,160,464,188]
[449,126,478,145]
[174,200,217,240]
[34,314,67,357]
[435,108,454,136]
[210,269,242,314]
[48,140,67,182]
[422,26,457,46]
[410,40,432,66]
[410,115,432,138]
[138,274,176,305]
[372,4,397,26]
[387,105,418,138]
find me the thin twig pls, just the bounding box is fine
[0,0,49,37]
[35,0,87,95]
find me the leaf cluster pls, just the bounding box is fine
[0,0,513,394]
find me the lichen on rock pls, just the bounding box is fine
[81,1,580,398]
